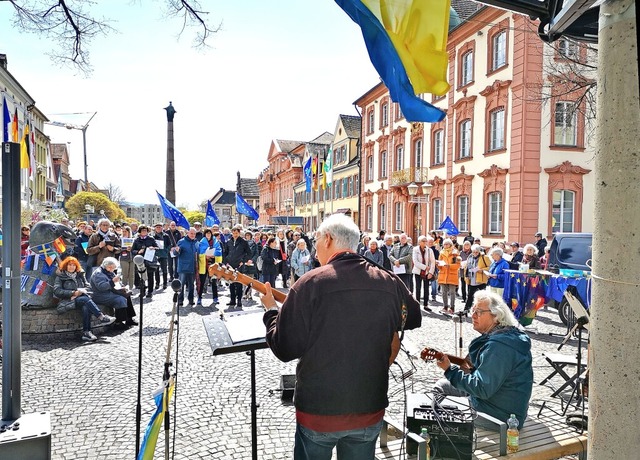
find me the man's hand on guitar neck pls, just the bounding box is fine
[436,354,451,371]
[260,281,279,312]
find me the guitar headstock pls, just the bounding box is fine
[208,263,241,283]
[420,347,444,362]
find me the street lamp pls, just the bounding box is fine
[55,193,65,209]
[284,198,293,228]
[407,181,432,238]
[46,112,97,192]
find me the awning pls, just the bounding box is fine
[334,208,352,215]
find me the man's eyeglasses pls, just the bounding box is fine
[470,308,491,317]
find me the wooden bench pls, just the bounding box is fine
[376,400,587,459]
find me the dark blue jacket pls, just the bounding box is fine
[177,236,198,274]
[74,233,91,262]
[445,326,532,427]
[488,258,511,288]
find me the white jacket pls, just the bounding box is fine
[411,245,436,276]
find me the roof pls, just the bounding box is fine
[276,139,304,153]
[210,188,236,205]
[307,143,328,156]
[340,114,362,139]
[238,177,259,197]
[309,132,333,145]
[451,0,484,23]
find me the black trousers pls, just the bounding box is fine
[155,257,168,287]
[465,284,487,311]
[230,282,243,305]
[413,274,430,304]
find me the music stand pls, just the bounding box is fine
[202,313,268,460]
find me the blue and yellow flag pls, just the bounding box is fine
[137,378,175,460]
[335,0,450,122]
[303,156,312,192]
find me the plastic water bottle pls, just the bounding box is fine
[419,427,431,460]
[507,414,519,453]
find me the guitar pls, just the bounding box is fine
[207,263,287,303]
[420,347,474,372]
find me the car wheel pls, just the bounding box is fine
[557,297,575,327]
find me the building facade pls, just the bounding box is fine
[119,203,163,225]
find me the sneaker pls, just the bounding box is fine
[196,299,203,306]
[432,296,437,301]
[146,293,153,299]
[82,331,97,342]
[440,308,451,316]
[163,284,168,289]
[422,305,432,313]
[212,298,219,304]
[99,315,115,324]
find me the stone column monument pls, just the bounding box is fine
[164,101,176,205]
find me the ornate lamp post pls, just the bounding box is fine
[407,181,432,239]
[284,198,293,228]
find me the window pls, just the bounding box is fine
[381,102,389,127]
[552,190,575,232]
[394,202,403,230]
[367,155,374,181]
[488,192,503,234]
[461,51,473,86]
[492,31,507,70]
[368,110,375,134]
[354,174,359,196]
[334,180,341,199]
[380,150,388,178]
[414,139,423,168]
[348,177,353,197]
[395,103,403,120]
[432,199,442,229]
[433,130,444,164]
[489,109,505,151]
[558,38,578,59]
[395,145,404,171]
[342,145,347,163]
[379,203,386,231]
[343,178,348,197]
[366,206,373,230]
[457,196,469,232]
[459,120,471,159]
[554,102,577,146]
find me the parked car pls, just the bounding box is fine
[547,232,592,325]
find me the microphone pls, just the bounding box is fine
[171,278,182,293]
[133,255,146,274]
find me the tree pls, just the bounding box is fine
[3,0,220,72]
[183,210,205,226]
[65,191,126,222]
[104,183,126,204]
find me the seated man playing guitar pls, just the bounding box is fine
[423,290,533,428]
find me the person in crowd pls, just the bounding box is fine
[74,221,86,237]
[153,223,170,290]
[356,234,371,257]
[380,234,394,270]
[118,226,135,290]
[196,228,216,306]
[290,238,312,282]
[438,238,461,314]
[114,223,123,237]
[287,232,301,266]
[486,247,511,297]
[74,224,94,272]
[87,218,121,274]
[463,244,492,312]
[393,235,401,245]
[540,246,551,270]
[458,241,472,303]
[522,243,541,269]
[224,224,251,309]
[463,232,475,245]
[276,229,291,288]
[534,232,547,258]
[431,231,443,248]
[131,225,160,299]
[90,257,138,329]
[389,233,413,290]
[260,236,281,289]
[193,222,204,241]
[260,213,421,459]
[54,256,115,342]
[434,290,533,428]
[474,237,482,249]
[427,236,440,302]
[242,231,259,301]
[20,226,31,259]
[411,235,436,312]
[378,229,386,242]
[165,221,182,281]
[173,227,198,306]
[130,222,139,237]
[508,242,524,270]
[363,238,384,266]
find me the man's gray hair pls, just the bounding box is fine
[473,290,519,327]
[417,235,428,243]
[316,214,360,251]
[101,257,119,269]
[97,217,111,228]
[490,247,504,257]
[471,244,482,253]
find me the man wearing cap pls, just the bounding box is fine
[153,223,170,289]
[534,232,547,258]
[508,242,524,270]
[194,222,204,241]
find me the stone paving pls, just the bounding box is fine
[2,279,585,459]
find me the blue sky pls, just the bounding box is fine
[0,0,379,209]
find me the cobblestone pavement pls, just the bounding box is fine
[2,280,585,459]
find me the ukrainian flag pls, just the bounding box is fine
[336,0,452,122]
[137,378,175,460]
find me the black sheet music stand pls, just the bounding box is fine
[203,314,268,460]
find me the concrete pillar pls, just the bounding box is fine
[164,102,176,204]
[589,1,639,457]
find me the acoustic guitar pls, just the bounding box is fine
[207,263,287,303]
[420,347,474,372]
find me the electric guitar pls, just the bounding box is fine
[207,263,287,303]
[420,347,474,372]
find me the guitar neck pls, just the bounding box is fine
[208,263,287,303]
[444,354,469,367]
[421,347,470,367]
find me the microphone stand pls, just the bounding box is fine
[134,261,147,459]
[165,281,181,460]
[454,310,467,357]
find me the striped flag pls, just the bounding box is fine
[30,279,47,295]
[20,119,30,169]
[2,95,10,143]
[20,275,29,292]
[52,237,67,254]
[137,377,175,460]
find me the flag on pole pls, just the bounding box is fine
[334,0,450,122]
[29,120,36,177]
[311,155,318,191]
[324,147,333,187]
[56,167,64,198]
[20,120,30,169]
[156,191,190,229]
[438,216,460,236]
[137,377,175,460]
[2,95,10,142]
[303,156,312,192]
[11,108,19,142]
[52,237,67,254]
[235,193,259,221]
[205,201,220,227]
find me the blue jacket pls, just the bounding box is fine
[177,236,198,274]
[290,248,312,278]
[445,326,533,427]
[488,258,511,288]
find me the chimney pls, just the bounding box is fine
[0,54,7,70]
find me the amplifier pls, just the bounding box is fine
[406,394,474,459]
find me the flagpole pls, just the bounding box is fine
[316,153,320,230]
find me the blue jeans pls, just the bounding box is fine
[178,272,195,304]
[75,295,102,331]
[430,278,438,298]
[293,418,383,460]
